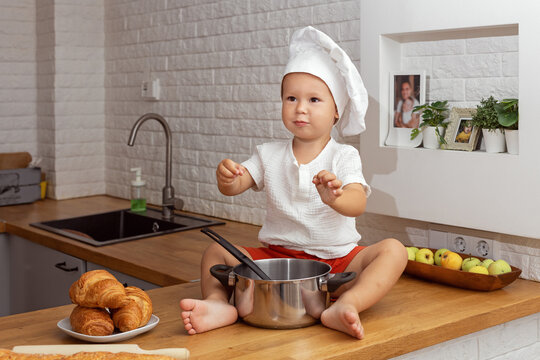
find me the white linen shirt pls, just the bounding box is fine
[242,138,371,259]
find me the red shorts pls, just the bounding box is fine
[242,244,366,274]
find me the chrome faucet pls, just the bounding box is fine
[128,113,183,219]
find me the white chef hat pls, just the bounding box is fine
[283,26,368,137]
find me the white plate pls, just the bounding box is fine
[57,314,159,343]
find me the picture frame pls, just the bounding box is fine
[385,70,426,147]
[442,108,479,151]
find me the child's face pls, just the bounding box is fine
[281,73,338,143]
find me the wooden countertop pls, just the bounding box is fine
[0,196,262,286]
[2,195,540,358]
[1,275,540,359]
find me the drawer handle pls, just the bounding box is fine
[55,261,79,272]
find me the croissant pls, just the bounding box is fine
[69,270,129,309]
[111,286,153,332]
[69,305,114,336]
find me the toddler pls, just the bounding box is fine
[456,120,473,143]
[180,26,408,340]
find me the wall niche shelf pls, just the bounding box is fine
[360,0,539,239]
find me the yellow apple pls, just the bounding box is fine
[441,251,463,270]
[481,259,494,268]
[406,246,419,261]
[488,259,512,275]
[415,248,434,265]
[461,257,481,271]
[468,265,489,275]
[434,248,449,266]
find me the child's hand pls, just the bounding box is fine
[217,159,246,186]
[313,170,343,204]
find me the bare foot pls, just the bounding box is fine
[179,298,238,335]
[320,302,364,339]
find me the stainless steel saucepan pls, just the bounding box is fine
[211,258,356,329]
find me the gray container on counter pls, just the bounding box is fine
[0,167,41,206]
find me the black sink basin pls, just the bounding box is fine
[30,208,224,246]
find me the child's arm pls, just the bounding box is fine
[216,159,255,196]
[313,170,366,217]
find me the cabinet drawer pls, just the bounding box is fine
[9,235,85,315]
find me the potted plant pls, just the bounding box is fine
[410,100,449,149]
[471,96,506,153]
[495,98,518,154]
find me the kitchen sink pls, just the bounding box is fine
[30,208,224,246]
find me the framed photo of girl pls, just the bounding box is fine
[443,108,480,151]
[385,71,426,147]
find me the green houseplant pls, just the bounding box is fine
[410,100,449,148]
[495,98,518,154]
[495,98,518,129]
[472,96,506,153]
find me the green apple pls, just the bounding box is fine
[415,248,434,265]
[406,247,419,261]
[434,248,449,266]
[481,259,494,268]
[468,265,489,275]
[488,259,512,275]
[461,257,481,271]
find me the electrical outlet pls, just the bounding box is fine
[447,233,493,259]
[141,78,160,101]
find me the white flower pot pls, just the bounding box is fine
[504,129,519,155]
[482,128,506,153]
[422,126,445,149]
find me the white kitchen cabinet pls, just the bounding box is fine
[9,234,86,315]
[85,262,159,291]
[0,233,10,316]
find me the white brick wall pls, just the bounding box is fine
[0,0,37,156]
[392,313,540,360]
[47,1,105,199]
[1,0,105,199]
[402,36,519,108]
[103,1,519,228]
[104,0,362,225]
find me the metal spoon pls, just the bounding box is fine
[201,227,271,280]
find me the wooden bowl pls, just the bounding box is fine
[404,248,522,291]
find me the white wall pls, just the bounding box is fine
[360,0,540,240]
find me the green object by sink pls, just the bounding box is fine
[30,208,224,246]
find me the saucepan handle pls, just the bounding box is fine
[210,264,235,290]
[320,272,356,293]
